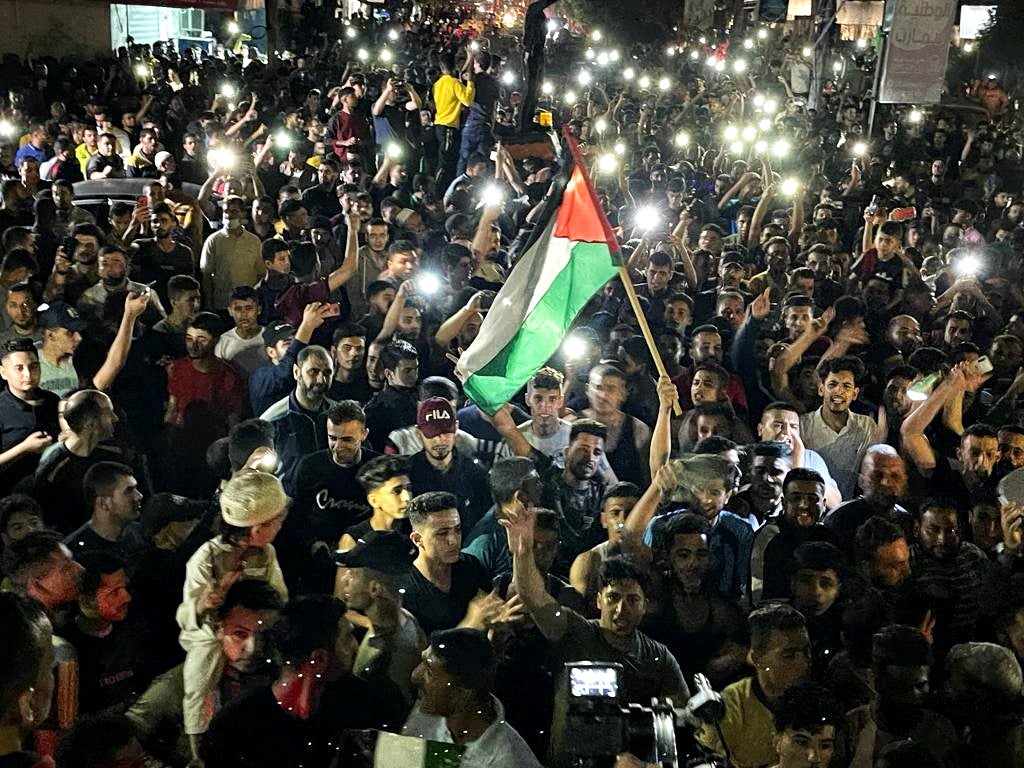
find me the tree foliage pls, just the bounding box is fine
[978,0,1024,72]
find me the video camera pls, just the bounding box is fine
[550,662,725,768]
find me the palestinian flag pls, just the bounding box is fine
[456,134,621,413]
[372,732,465,767]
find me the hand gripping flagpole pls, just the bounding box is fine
[563,130,682,416]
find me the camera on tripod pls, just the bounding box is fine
[550,662,727,768]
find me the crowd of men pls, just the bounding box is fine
[1,3,1024,768]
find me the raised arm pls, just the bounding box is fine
[503,505,567,642]
[900,367,964,475]
[435,291,489,349]
[91,291,149,392]
[649,376,677,474]
[326,212,362,292]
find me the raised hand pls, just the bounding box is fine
[750,287,772,319]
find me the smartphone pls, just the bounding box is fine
[136,195,148,208]
[890,206,916,222]
[975,355,994,375]
[322,303,341,318]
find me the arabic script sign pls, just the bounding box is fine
[878,0,957,104]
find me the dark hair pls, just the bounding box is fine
[216,578,285,621]
[272,595,348,664]
[488,457,536,506]
[772,682,841,733]
[5,529,67,592]
[791,541,844,579]
[1,248,37,274]
[366,280,395,300]
[819,355,864,384]
[380,339,418,372]
[188,311,222,337]
[430,628,495,697]
[648,250,673,269]
[654,512,712,556]
[603,482,641,503]
[261,238,290,261]
[0,494,42,533]
[356,455,410,492]
[1,336,37,364]
[872,623,932,668]
[599,555,650,596]
[419,376,458,401]
[407,491,458,529]
[331,323,367,344]
[530,366,564,391]
[854,516,905,564]
[570,418,608,442]
[693,360,730,390]
[296,344,331,369]
[64,390,110,435]
[327,400,366,426]
[82,461,134,514]
[749,604,806,653]
[229,285,259,304]
[751,440,793,462]
[0,593,50,716]
[167,274,200,301]
[55,713,138,768]
[693,435,738,454]
[962,422,998,442]
[878,220,902,238]
[78,551,125,598]
[782,467,824,495]
[228,419,276,472]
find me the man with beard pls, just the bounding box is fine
[286,401,379,591]
[910,498,990,651]
[63,462,143,558]
[845,625,958,766]
[202,596,405,768]
[166,312,246,494]
[580,364,651,485]
[200,196,265,314]
[634,250,674,322]
[403,628,541,766]
[407,397,490,533]
[0,281,42,346]
[677,325,748,412]
[364,340,420,450]
[746,237,792,303]
[853,516,912,592]
[79,246,164,322]
[800,356,878,499]
[880,366,917,445]
[749,468,840,606]
[825,446,912,556]
[334,530,426,709]
[327,322,372,402]
[261,345,334,493]
[880,315,922,367]
[998,425,1024,473]
[129,203,194,311]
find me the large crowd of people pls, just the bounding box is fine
[1,3,1023,767]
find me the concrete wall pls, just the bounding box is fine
[0,0,112,58]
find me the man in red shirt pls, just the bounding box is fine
[328,87,372,164]
[165,311,246,493]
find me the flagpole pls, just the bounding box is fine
[617,267,682,416]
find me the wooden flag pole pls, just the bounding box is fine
[616,266,682,416]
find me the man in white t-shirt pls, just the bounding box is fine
[214,286,267,379]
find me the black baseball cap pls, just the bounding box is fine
[262,322,295,347]
[333,530,417,574]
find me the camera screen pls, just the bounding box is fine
[570,667,618,698]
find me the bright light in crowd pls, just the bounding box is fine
[802,46,812,57]
[754,140,768,153]
[357,48,369,61]
[666,46,676,56]
[135,64,150,78]
[635,205,661,231]
[419,273,442,295]
[753,93,765,107]
[209,147,237,169]
[469,41,480,52]
[595,117,608,133]
[781,178,799,196]
[957,254,982,276]
[638,75,651,89]
[385,143,403,159]
[609,50,620,62]
[274,132,292,149]
[597,154,617,174]
[547,19,558,33]
[963,41,974,53]
[757,28,768,39]
[502,11,516,28]
[220,83,236,98]
[758,118,771,131]
[227,20,240,35]
[699,35,707,45]
[715,60,726,71]
[730,141,745,155]
[623,67,635,81]
[345,27,357,39]
[597,51,610,66]
[723,125,739,141]
[577,70,592,86]
[388,29,398,41]
[675,131,689,147]
[772,138,791,157]
[502,71,515,85]
[743,39,754,50]
[563,335,588,360]
[852,141,868,156]
[482,184,505,207]
[564,90,578,105]
[734,59,748,73]
[591,29,602,41]
[585,48,595,60]
[0,121,15,137]
[614,141,626,155]
[856,38,867,49]
[908,109,923,123]
[658,77,671,91]
[541,81,554,95]
[742,125,756,141]
[690,50,700,60]
[706,55,718,68]
[380,48,393,63]
[832,61,842,72]
[763,99,778,114]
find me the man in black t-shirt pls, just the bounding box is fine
[397,491,501,635]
